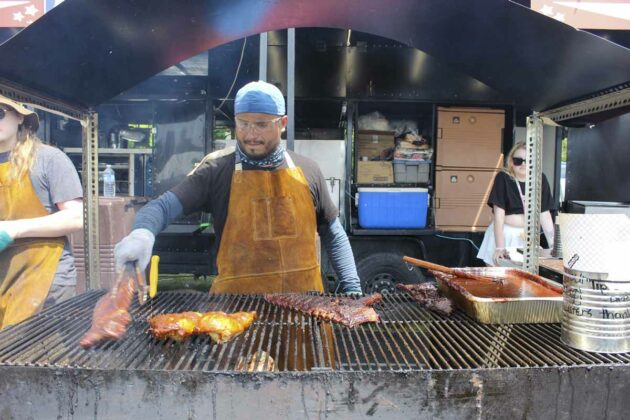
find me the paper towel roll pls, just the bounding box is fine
[559,214,630,280]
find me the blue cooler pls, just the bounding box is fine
[357,188,428,229]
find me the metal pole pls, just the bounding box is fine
[259,32,268,81]
[83,111,100,289]
[287,28,295,151]
[344,101,355,231]
[523,113,543,273]
[553,127,564,206]
[128,154,135,196]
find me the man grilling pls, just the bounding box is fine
[115,81,361,295]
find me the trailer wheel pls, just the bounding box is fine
[356,253,425,294]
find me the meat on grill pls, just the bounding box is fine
[80,273,136,349]
[235,351,275,372]
[148,311,257,343]
[198,311,257,343]
[396,283,454,316]
[146,312,203,341]
[264,293,382,328]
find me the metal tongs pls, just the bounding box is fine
[122,261,148,305]
[403,256,505,284]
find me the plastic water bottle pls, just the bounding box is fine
[103,164,116,197]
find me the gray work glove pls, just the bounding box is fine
[114,228,155,273]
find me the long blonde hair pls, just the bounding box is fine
[8,125,41,182]
[502,141,526,180]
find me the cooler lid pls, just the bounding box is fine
[358,188,428,193]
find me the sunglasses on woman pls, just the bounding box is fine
[0,108,11,120]
[512,157,526,166]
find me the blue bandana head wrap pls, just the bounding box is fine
[235,81,285,116]
[234,81,286,168]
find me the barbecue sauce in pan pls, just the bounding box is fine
[434,270,561,299]
[449,277,560,298]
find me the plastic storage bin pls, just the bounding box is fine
[357,188,428,229]
[393,159,431,183]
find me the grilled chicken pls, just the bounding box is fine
[146,312,203,341]
[197,311,257,343]
[80,273,136,349]
[148,311,257,343]
[264,293,382,327]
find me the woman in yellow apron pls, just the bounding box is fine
[0,95,83,329]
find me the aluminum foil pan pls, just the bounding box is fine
[432,267,562,324]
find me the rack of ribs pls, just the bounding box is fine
[396,283,454,316]
[79,270,136,349]
[148,311,257,343]
[263,293,382,328]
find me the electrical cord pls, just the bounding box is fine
[216,37,248,112]
[435,234,480,252]
[215,107,233,122]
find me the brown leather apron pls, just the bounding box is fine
[0,161,64,329]
[209,152,328,370]
[210,152,323,294]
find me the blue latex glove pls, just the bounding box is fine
[0,231,13,253]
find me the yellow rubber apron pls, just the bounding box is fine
[211,152,323,294]
[0,162,64,329]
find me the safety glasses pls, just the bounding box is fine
[235,117,282,133]
[512,157,526,166]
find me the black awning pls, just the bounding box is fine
[0,0,628,112]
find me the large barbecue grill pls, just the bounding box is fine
[2,291,630,418]
[2,291,630,371]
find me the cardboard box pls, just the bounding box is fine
[357,130,395,160]
[357,161,394,184]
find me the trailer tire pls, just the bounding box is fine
[356,253,425,294]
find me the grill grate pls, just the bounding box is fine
[0,290,629,372]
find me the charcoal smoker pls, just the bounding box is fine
[1,291,629,418]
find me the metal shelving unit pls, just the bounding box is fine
[64,147,152,196]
